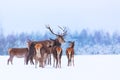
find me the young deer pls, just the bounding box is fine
[66,41,75,66]
[7,48,28,65]
[34,43,43,68]
[34,43,50,68]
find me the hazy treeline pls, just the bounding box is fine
[0,28,120,55]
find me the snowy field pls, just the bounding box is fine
[0,55,120,80]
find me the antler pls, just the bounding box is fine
[46,25,67,36]
[46,25,58,36]
[58,26,67,36]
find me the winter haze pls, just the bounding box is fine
[0,1,120,80]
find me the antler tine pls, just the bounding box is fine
[45,24,50,29]
[63,29,67,36]
[46,25,58,36]
[58,26,67,36]
[58,26,64,31]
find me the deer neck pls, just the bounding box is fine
[71,44,74,48]
[54,39,61,47]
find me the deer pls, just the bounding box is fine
[26,39,54,65]
[34,43,48,68]
[7,48,29,65]
[66,41,75,66]
[34,43,42,68]
[46,25,67,68]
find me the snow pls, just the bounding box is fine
[0,55,120,80]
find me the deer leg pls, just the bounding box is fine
[59,58,61,68]
[11,58,13,65]
[39,59,41,67]
[49,54,51,65]
[8,55,14,65]
[24,57,27,65]
[39,58,42,68]
[46,54,48,65]
[7,56,11,65]
[48,54,50,65]
[35,58,38,68]
[69,53,72,66]
[67,55,70,66]
[10,56,13,65]
[44,53,47,66]
[59,51,62,68]
[57,58,59,68]
[41,57,44,68]
[57,53,60,68]
[56,59,58,68]
[7,58,10,65]
[39,58,44,68]
[72,56,74,66]
[58,57,61,68]
[41,58,45,68]
[30,56,34,65]
[53,57,55,67]
[24,54,28,65]
[26,55,29,65]
[44,58,46,65]
[53,58,55,67]
[48,54,51,65]
[70,58,72,66]
[39,60,42,68]
[43,53,47,67]
[68,59,70,66]
[27,55,32,65]
[32,57,34,65]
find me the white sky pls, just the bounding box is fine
[0,0,120,35]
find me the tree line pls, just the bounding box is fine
[0,28,120,55]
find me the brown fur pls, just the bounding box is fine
[7,48,28,65]
[52,46,62,68]
[26,26,67,68]
[34,43,45,68]
[26,40,53,65]
[50,39,63,68]
[45,26,67,68]
[66,41,75,66]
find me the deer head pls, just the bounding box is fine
[68,41,75,48]
[46,25,67,44]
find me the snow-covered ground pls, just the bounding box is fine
[0,55,120,80]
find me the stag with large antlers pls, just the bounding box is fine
[46,25,67,68]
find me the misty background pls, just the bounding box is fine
[0,0,120,55]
